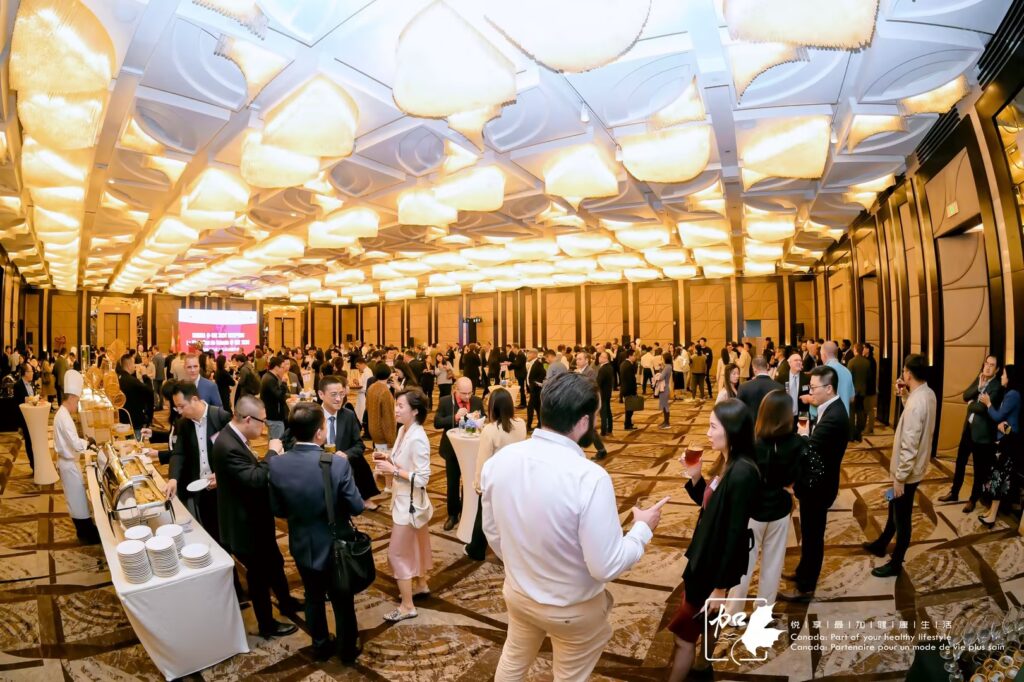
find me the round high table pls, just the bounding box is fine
[502,385,519,404]
[447,429,482,544]
[19,402,59,485]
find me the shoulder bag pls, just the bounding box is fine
[624,395,646,412]
[406,472,434,529]
[319,452,376,594]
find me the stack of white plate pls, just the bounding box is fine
[155,524,184,554]
[124,526,153,542]
[180,543,212,569]
[117,540,152,583]
[144,535,180,578]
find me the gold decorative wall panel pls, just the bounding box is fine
[741,280,779,344]
[688,282,726,351]
[589,287,624,344]
[637,282,674,345]
[436,299,459,346]
[900,201,924,353]
[469,295,494,344]
[830,266,853,342]
[544,290,577,347]
[51,292,80,351]
[154,298,179,351]
[341,308,357,344]
[384,303,403,346]
[926,148,982,237]
[794,280,815,340]
[504,293,514,345]
[361,305,378,345]
[409,301,429,345]
[936,231,990,456]
[313,306,334,348]
[816,273,828,340]
[24,292,40,350]
[524,293,535,348]
[862,276,881,347]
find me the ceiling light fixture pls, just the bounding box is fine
[723,0,879,49]
[620,125,712,183]
[651,77,705,129]
[899,75,969,116]
[544,145,619,208]
[740,115,831,181]
[847,114,906,151]
[727,41,807,97]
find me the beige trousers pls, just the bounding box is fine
[495,582,614,682]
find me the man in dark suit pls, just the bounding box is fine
[235,353,261,407]
[802,339,821,374]
[165,381,231,541]
[13,363,36,470]
[463,344,482,392]
[939,355,1004,512]
[260,357,290,440]
[597,350,615,436]
[318,373,379,507]
[736,356,782,422]
[268,403,365,663]
[620,348,639,430]
[117,354,154,438]
[510,344,527,407]
[211,395,300,638]
[525,349,545,430]
[779,353,812,428]
[183,353,222,407]
[781,365,850,602]
[433,376,484,531]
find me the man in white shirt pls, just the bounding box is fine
[639,347,654,394]
[862,354,936,577]
[482,372,668,681]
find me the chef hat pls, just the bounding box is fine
[63,370,84,397]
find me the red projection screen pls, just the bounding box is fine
[178,309,258,354]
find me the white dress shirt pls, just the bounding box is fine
[787,373,800,415]
[481,428,652,607]
[193,403,212,478]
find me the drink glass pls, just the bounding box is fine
[324,443,337,455]
[684,445,703,466]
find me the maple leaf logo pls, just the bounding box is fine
[737,603,785,659]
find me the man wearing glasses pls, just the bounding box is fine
[780,365,850,603]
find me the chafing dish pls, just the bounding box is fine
[97,443,174,528]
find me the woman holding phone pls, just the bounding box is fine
[666,398,761,682]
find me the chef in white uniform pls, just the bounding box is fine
[53,370,101,544]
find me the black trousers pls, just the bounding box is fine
[438,383,452,400]
[624,407,635,429]
[466,499,488,560]
[20,420,34,470]
[691,373,706,399]
[872,482,919,566]
[704,370,713,397]
[527,390,541,430]
[515,375,527,406]
[442,448,462,518]
[297,562,359,656]
[950,425,997,501]
[642,368,653,393]
[191,489,220,544]
[794,494,834,593]
[600,397,613,435]
[235,543,295,632]
[851,394,867,440]
[419,374,434,410]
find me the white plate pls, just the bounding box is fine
[186,478,210,493]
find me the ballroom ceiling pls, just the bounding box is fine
[0,0,1012,303]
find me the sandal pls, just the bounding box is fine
[383,608,418,622]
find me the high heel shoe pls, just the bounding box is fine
[978,514,996,529]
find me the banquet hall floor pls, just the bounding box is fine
[1,396,1022,681]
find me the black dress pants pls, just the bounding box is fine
[527,391,541,430]
[950,425,997,502]
[642,368,653,393]
[871,482,919,566]
[600,398,613,435]
[466,500,488,560]
[235,542,295,633]
[443,447,462,518]
[297,562,359,657]
[515,375,527,406]
[795,494,834,593]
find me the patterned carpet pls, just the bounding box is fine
[1,395,1022,681]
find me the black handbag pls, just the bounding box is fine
[624,395,646,412]
[319,452,376,594]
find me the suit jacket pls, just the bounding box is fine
[210,424,279,556]
[236,363,261,403]
[118,371,154,429]
[13,378,33,406]
[433,393,484,460]
[260,372,288,421]
[802,351,821,374]
[463,351,482,383]
[268,443,364,571]
[366,382,397,446]
[847,355,872,396]
[197,376,222,407]
[619,360,638,397]
[963,379,1004,444]
[597,363,615,403]
[526,359,545,397]
[736,374,783,421]
[152,353,166,382]
[510,351,527,379]
[325,407,364,460]
[169,404,232,502]
[804,398,850,503]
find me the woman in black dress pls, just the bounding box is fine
[667,398,761,681]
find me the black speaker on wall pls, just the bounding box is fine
[794,323,805,341]
[622,333,631,346]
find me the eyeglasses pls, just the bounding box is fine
[808,384,827,392]
[246,415,267,424]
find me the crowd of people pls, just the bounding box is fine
[4,331,1021,678]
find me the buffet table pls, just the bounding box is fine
[19,402,59,485]
[448,429,482,543]
[85,458,248,680]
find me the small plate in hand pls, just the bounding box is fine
[186,479,210,493]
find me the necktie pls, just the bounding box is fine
[328,415,336,443]
[790,376,799,414]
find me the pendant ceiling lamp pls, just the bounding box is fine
[899,75,970,116]
[847,114,906,151]
[651,78,705,129]
[433,166,506,212]
[241,132,320,188]
[485,0,651,73]
[214,33,290,100]
[18,91,107,150]
[544,145,619,208]
[263,77,359,158]
[740,115,831,182]
[620,125,712,183]
[727,41,806,98]
[723,0,879,50]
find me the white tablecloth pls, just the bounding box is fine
[20,403,59,485]
[448,430,481,543]
[86,461,249,680]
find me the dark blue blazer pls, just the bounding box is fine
[197,376,222,407]
[268,443,364,571]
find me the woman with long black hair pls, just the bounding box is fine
[979,364,1021,527]
[666,398,761,682]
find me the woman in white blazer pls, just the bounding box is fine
[374,387,433,622]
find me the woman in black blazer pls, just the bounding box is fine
[13,363,37,471]
[667,398,760,682]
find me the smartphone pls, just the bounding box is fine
[884,488,895,502]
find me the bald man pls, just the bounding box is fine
[434,377,484,530]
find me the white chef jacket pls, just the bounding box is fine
[53,405,91,519]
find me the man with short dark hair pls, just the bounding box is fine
[318,374,379,507]
[269,402,364,662]
[434,376,483,530]
[848,343,872,441]
[117,353,154,439]
[863,354,936,577]
[735,356,781,420]
[184,353,222,407]
[482,373,667,680]
[261,356,290,440]
[620,348,638,430]
[781,364,850,602]
[235,353,260,406]
[596,351,615,437]
[525,349,545,431]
